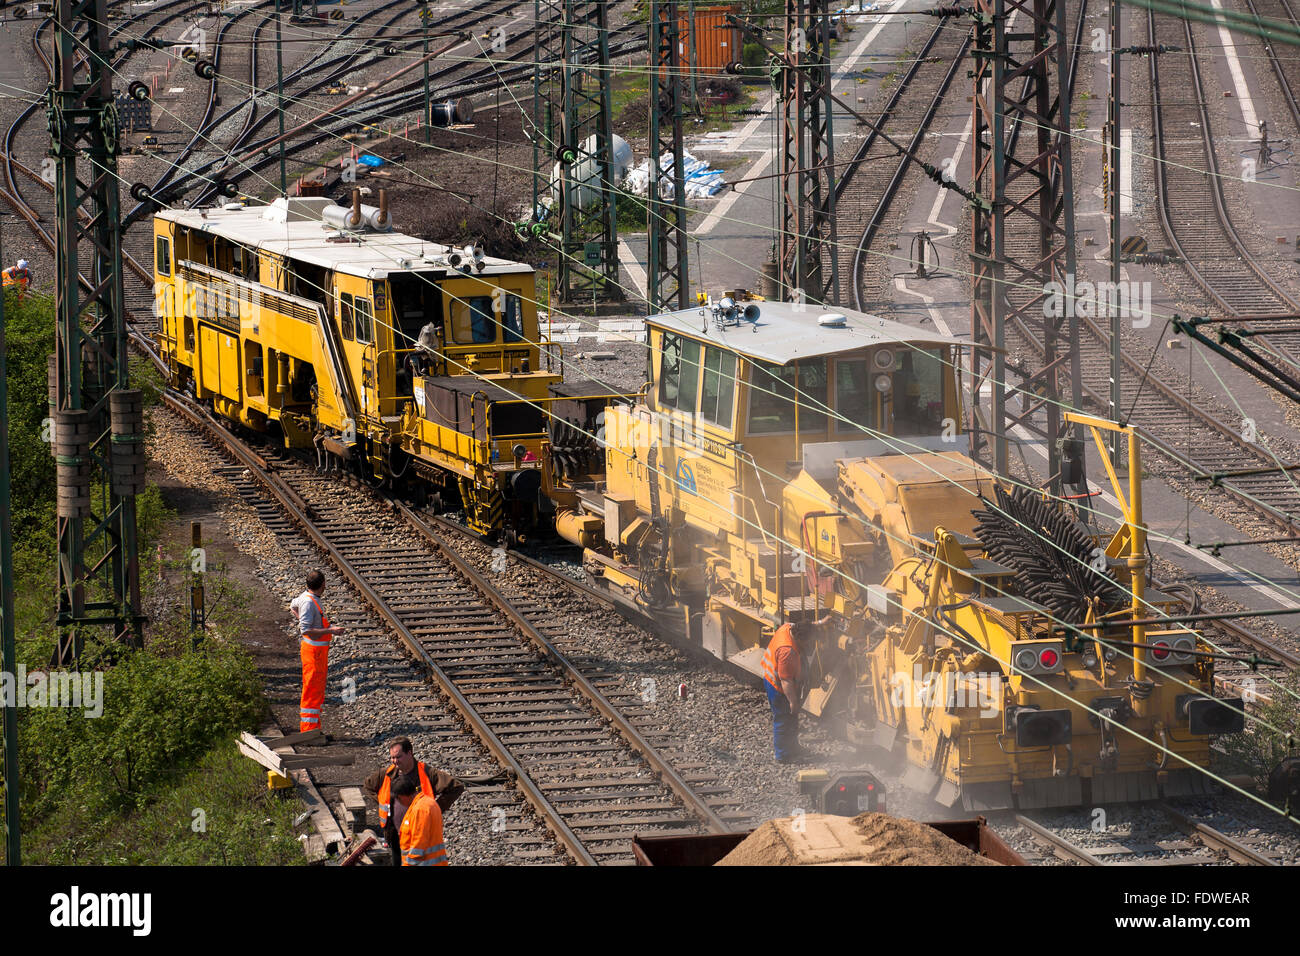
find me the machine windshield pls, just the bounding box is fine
[834,346,948,437]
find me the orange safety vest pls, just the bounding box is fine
[761,624,800,691]
[398,791,448,866]
[378,760,435,829]
[2,268,28,289]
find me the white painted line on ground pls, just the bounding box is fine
[1209,0,1260,135]
[696,0,912,236]
[922,5,1020,234]
[926,115,972,235]
[618,239,649,302]
[834,0,911,81]
[696,148,772,235]
[891,275,955,337]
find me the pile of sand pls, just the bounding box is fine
[715,812,1000,866]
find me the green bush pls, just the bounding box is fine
[615,189,650,232]
[1220,672,1300,793]
[3,290,57,537]
[20,632,265,820]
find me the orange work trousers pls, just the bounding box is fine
[299,639,330,732]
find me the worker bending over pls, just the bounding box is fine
[392,775,448,866]
[2,259,30,299]
[364,736,464,867]
[761,619,828,763]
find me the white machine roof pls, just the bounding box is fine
[649,300,963,365]
[157,198,533,280]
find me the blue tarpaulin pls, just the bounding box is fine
[358,155,385,168]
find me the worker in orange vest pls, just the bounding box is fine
[761,619,827,763]
[393,775,449,866]
[291,569,345,732]
[364,736,465,867]
[2,260,30,300]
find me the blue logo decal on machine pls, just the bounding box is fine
[675,460,697,494]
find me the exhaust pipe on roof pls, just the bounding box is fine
[348,187,363,228]
[377,187,389,227]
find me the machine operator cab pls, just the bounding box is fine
[598,299,967,545]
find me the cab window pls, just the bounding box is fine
[796,358,828,434]
[835,358,875,434]
[503,294,524,343]
[156,235,171,277]
[452,295,496,344]
[893,347,947,434]
[659,333,701,412]
[340,293,355,340]
[747,361,797,433]
[700,346,736,427]
[748,359,826,435]
[355,297,373,345]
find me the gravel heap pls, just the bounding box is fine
[716,812,997,866]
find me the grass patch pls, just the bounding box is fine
[26,739,305,866]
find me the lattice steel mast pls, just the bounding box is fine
[49,0,145,663]
[647,0,689,312]
[969,0,1080,482]
[533,0,622,303]
[778,0,839,306]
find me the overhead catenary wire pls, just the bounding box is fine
[38,5,1300,621]
[27,5,1300,806]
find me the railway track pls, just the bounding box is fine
[1148,3,1300,320]
[1004,802,1283,865]
[986,2,1300,548]
[1245,0,1300,140]
[158,392,748,865]
[836,16,972,308]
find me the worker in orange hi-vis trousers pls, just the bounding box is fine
[291,569,345,732]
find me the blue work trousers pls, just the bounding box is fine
[765,680,799,760]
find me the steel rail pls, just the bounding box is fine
[992,1,1300,545]
[1013,813,1106,865]
[158,390,599,865]
[1147,5,1300,317]
[401,506,732,836]
[421,512,621,611]
[179,26,649,210]
[845,23,972,309]
[138,0,422,213]
[1160,802,1278,865]
[171,0,542,212]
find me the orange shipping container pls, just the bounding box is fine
[678,4,742,75]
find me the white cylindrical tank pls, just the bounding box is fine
[322,203,360,229]
[549,133,632,210]
[359,203,393,232]
[321,202,394,232]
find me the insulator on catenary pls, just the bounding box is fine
[110,389,147,496]
[55,409,93,519]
